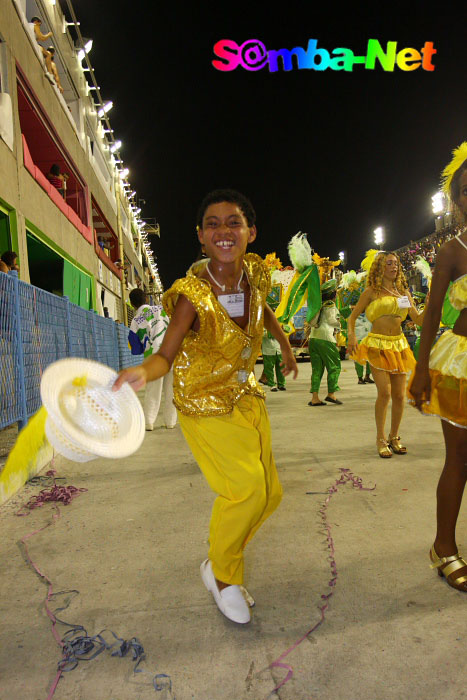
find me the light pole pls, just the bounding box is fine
[431,191,446,231]
[338,250,346,271]
[373,226,384,249]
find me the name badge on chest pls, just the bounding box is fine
[397,296,411,309]
[218,293,245,318]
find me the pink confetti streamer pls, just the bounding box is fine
[262,468,375,699]
[16,469,87,699]
[17,470,87,515]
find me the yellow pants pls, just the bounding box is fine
[178,394,282,585]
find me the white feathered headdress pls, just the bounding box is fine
[414,256,433,284]
[339,270,357,289]
[288,232,312,273]
[339,269,367,290]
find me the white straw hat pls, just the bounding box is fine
[40,358,145,462]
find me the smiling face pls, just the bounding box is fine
[197,201,256,263]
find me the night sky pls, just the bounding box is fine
[67,2,465,288]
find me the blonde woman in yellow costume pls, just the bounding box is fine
[347,251,426,457]
[409,144,467,592]
[114,189,298,624]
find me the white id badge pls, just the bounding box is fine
[397,296,411,309]
[218,293,244,317]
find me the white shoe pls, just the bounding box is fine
[145,424,154,431]
[200,559,250,624]
[165,424,177,429]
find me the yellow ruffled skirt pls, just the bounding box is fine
[408,330,467,429]
[352,332,416,374]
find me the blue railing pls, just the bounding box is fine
[0,272,141,430]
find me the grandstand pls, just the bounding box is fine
[395,223,462,290]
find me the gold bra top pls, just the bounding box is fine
[162,253,271,417]
[449,273,467,311]
[365,295,409,323]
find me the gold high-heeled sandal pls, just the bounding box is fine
[377,438,392,458]
[388,435,407,454]
[429,545,467,592]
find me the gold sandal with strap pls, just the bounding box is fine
[377,438,392,458]
[388,435,407,454]
[430,545,467,592]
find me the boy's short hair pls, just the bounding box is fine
[31,16,41,22]
[196,189,256,228]
[129,288,147,309]
[1,251,18,268]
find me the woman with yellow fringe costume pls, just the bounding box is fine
[347,250,426,457]
[409,143,467,592]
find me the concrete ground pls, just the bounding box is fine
[1,360,466,700]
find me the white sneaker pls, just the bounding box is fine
[145,424,154,431]
[200,559,250,624]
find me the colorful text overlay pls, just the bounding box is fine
[212,39,436,73]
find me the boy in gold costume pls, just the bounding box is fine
[114,189,297,623]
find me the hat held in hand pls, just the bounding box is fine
[40,358,145,462]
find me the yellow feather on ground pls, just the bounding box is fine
[0,407,53,505]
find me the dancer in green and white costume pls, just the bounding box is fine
[262,330,286,391]
[336,268,372,384]
[354,313,374,384]
[308,279,343,406]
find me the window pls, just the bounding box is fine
[0,38,9,93]
[17,72,92,240]
[0,38,14,150]
[91,196,122,280]
[0,205,12,252]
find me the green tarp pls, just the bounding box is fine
[63,259,92,310]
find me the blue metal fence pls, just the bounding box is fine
[0,272,141,430]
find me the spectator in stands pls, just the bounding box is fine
[396,226,459,277]
[31,17,53,75]
[1,251,19,271]
[47,47,64,93]
[128,288,177,431]
[46,164,68,197]
[0,260,9,273]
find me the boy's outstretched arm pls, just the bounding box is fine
[263,304,298,378]
[113,295,197,392]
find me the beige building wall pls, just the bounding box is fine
[0,0,156,318]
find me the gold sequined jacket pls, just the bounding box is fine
[163,253,271,416]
